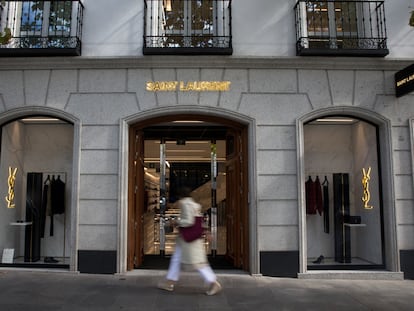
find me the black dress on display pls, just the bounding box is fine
[49,175,65,236]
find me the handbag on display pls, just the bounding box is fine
[179,216,204,242]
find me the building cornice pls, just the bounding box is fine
[0,56,412,71]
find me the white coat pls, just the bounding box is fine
[176,197,208,267]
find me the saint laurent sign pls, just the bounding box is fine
[146,81,231,92]
[395,64,414,98]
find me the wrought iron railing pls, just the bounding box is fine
[144,0,232,55]
[0,0,84,56]
[294,0,388,56]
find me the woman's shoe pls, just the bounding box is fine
[312,255,324,264]
[157,280,175,292]
[206,281,222,296]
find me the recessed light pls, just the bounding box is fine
[315,118,355,123]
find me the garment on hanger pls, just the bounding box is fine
[305,176,315,214]
[305,176,323,215]
[49,175,66,236]
[51,175,65,215]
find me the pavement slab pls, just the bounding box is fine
[0,270,414,310]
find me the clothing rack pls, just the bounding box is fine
[42,172,67,259]
[24,171,67,263]
[305,174,330,234]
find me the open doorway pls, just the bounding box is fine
[127,116,249,272]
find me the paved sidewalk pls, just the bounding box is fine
[1,269,414,310]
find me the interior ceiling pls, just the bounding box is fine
[143,125,228,140]
[145,139,226,162]
[143,124,228,162]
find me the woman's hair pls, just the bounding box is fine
[176,186,192,199]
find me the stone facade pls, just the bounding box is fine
[0,0,413,278]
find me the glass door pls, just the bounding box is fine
[142,138,227,257]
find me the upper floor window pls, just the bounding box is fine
[144,0,232,55]
[0,1,84,56]
[20,1,72,35]
[294,0,388,57]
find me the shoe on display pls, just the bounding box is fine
[312,255,324,264]
[206,281,222,296]
[44,257,59,263]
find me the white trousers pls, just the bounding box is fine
[166,243,216,284]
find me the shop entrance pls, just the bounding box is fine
[127,115,249,272]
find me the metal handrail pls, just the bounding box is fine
[0,0,84,55]
[294,0,388,56]
[143,0,232,54]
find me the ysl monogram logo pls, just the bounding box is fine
[5,167,17,208]
[361,167,373,209]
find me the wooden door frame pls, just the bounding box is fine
[225,127,249,269]
[126,113,251,272]
[127,129,145,269]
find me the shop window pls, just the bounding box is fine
[143,0,232,55]
[294,0,388,56]
[0,1,84,56]
[0,117,73,268]
[304,117,385,269]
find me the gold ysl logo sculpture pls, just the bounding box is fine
[5,167,17,208]
[361,167,373,209]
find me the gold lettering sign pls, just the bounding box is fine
[146,81,178,91]
[5,167,17,209]
[146,81,231,92]
[361,167,373,209]
[396,73,414,87]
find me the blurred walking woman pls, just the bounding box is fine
[158,187,222,296]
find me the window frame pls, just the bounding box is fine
[144,0,232,55]
[0,1,83,56]
[295,0,389,57]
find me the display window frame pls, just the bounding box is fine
[296,107,400,276]
[0,108,80,272]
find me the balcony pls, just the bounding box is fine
[143,0,232,55]
[0,0,84,56]
[294,0,388,57]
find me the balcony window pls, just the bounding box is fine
[0,1,84,56]
[144,0,232,55]
[294,1,388,56]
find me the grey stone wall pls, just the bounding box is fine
[0,57,413,268]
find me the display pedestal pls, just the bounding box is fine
[7,222,33,264]
[25,172,43,263]
[2,248,14,263]
[333,173,351,263]
[10,221,33,226]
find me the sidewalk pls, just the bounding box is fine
[1,269,414,311]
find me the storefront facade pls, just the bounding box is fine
[0,0,413,279]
